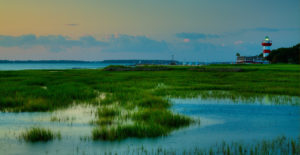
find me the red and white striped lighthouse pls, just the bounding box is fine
[261,36,272,58]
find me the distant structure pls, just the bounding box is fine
[236,36,271,64]
[170,54,176,65]
[262,36,272,58]
[236,56,264,64]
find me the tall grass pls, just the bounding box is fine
[20,127,61,142]
[92,108,192,140]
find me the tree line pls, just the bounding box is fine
[266,43,300,64]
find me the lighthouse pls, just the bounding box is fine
[262,36,272,58]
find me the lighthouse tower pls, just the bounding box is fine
[262,36,272,58]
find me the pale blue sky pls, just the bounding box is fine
[0,0,299,61]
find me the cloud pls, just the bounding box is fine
[0,34,106,52]
[281,27,300,31]
[66,24,79,26]
[0,34,37,47]
[245,27,300,32]
[0,34,168,53]
[168,40,236,61]
[4,31,285,61]
[79,36,107,47]
[234,40,244,45]
[176,32,220,40]
[237,27,300,34]
[103,34,169,53]
[0,33,265,62]
[183,38,190,43]
[247,27,280,32]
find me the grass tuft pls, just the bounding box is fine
[20,127,61,142]
[97,107,120,118]
[133,109,192,129]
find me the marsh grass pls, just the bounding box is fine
[20,127,61,142]
[102,136,300,154]
[92,114,191,140]
[91,92,192,140]
[1,64,300,141]
[1,64,299,112]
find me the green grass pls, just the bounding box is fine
[20,127,61,142]
[1,64,300,140]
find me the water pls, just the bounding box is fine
[171,98,299,143]
[0,62,133,70]
[0,97,299,155]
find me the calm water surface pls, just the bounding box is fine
[0,97,299,155]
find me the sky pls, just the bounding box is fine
[0,0,300,62]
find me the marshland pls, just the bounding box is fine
[0,64,299,154]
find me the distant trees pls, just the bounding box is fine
[266,43,300,64]
[236,53,240,57]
